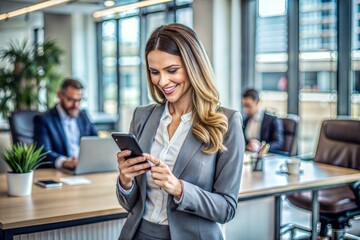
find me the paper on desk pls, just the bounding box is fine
[60,177,91,185]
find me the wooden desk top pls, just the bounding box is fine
[0,170,126,230]
[239,155,360,200]
[1,156,360,230]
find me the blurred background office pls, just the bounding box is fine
[1,0,359,156]
[0,0,360,239]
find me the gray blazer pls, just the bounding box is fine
[116,103,244,240]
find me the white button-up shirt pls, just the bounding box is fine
[55,104,80,168]
[119,103,192,225]
[245,108,264,141]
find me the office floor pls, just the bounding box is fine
[282,198,360,239]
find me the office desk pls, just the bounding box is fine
[240,155,360,240]
[0,170,127,240]
[1,157,360,240]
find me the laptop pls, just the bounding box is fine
[63,137,119,175]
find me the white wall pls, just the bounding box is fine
[193,0,242,110]
[71,14,98,114]
[44,13,72,78]
[44,13,98,114]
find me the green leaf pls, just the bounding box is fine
[3,143,50,173]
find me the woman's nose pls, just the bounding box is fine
[158,73,169,87]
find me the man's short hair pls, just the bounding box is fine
[242,88,259,101]
[61,78,84,91]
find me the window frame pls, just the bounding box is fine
[96,2,192,117]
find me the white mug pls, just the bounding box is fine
[286,158,301,174]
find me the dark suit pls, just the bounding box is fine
[243,112,284,152]
[33,105,98,168]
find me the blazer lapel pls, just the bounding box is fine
[260,113,269,140]
[137,104,165,202]
[138,104,165,153]
[77,113,85,138]
[51,107,69,156]
[172,130,203,178]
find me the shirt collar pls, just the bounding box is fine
[162,102,192,123]
[252,108,264,122]
[56,104,72,121]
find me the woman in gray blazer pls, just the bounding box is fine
[116,23,245,240]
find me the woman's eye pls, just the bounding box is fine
[168,69,178,74]
[150,71,159,75]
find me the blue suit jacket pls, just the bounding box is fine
[33,106,98,168]
[243,112,284,152]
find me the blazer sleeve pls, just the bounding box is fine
[175,111,245,224]
[116,107,141,212]
[33,115,62,168]
[268,117,284,152]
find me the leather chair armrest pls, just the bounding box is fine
[350,181,360,207]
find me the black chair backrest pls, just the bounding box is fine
[314,119,360,170]
[9,110,41,146]
[281,114,300,156]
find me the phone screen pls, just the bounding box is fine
[111,133,144,160]
[36,180,62,188]
[38,180,60,185]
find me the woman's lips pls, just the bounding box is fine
[163,85,178,95]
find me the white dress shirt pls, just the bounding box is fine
[55,104,80,169]
[245,108,264,141]
[119,102,192,225]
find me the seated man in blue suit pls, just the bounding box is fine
[34,78,98,169]
[242,88,284,153]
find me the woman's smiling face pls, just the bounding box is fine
[147,50,192,104]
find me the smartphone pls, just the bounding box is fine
[36,180,63,188]
[111,133,144,160]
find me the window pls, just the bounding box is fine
[298,0,337,154]
[97,1,193,130]
[100,20,118,114]
[176,7,193,28]
[255,0,288,117]
[352,0,360,118]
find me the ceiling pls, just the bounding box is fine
[0,0,114,15]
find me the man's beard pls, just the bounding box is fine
[60,101,79,118]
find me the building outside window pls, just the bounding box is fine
[352,0,360,118]
[255,0,341,154]
[255,0,288,118]
[298,0,338,154]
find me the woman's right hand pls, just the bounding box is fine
[117,150,151,190]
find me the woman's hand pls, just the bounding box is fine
[143,153,183,199]
[117,150,151,190]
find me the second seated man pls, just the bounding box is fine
[33,78,98,169]
[242,88,284,153]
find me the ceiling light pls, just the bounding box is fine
[104,0,116,7]
[93,0,172,19]
[0,0,71,21]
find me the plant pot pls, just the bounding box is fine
[6,171,34,196]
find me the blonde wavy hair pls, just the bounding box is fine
[145,23,228,154]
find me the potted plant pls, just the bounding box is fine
[3,143,48,196]
[0,40,63,118]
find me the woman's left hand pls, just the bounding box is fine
[143,153,182,199]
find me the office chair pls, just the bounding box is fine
[286,119,360,239]
[274,114,300,156]
[8,110,41,146]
